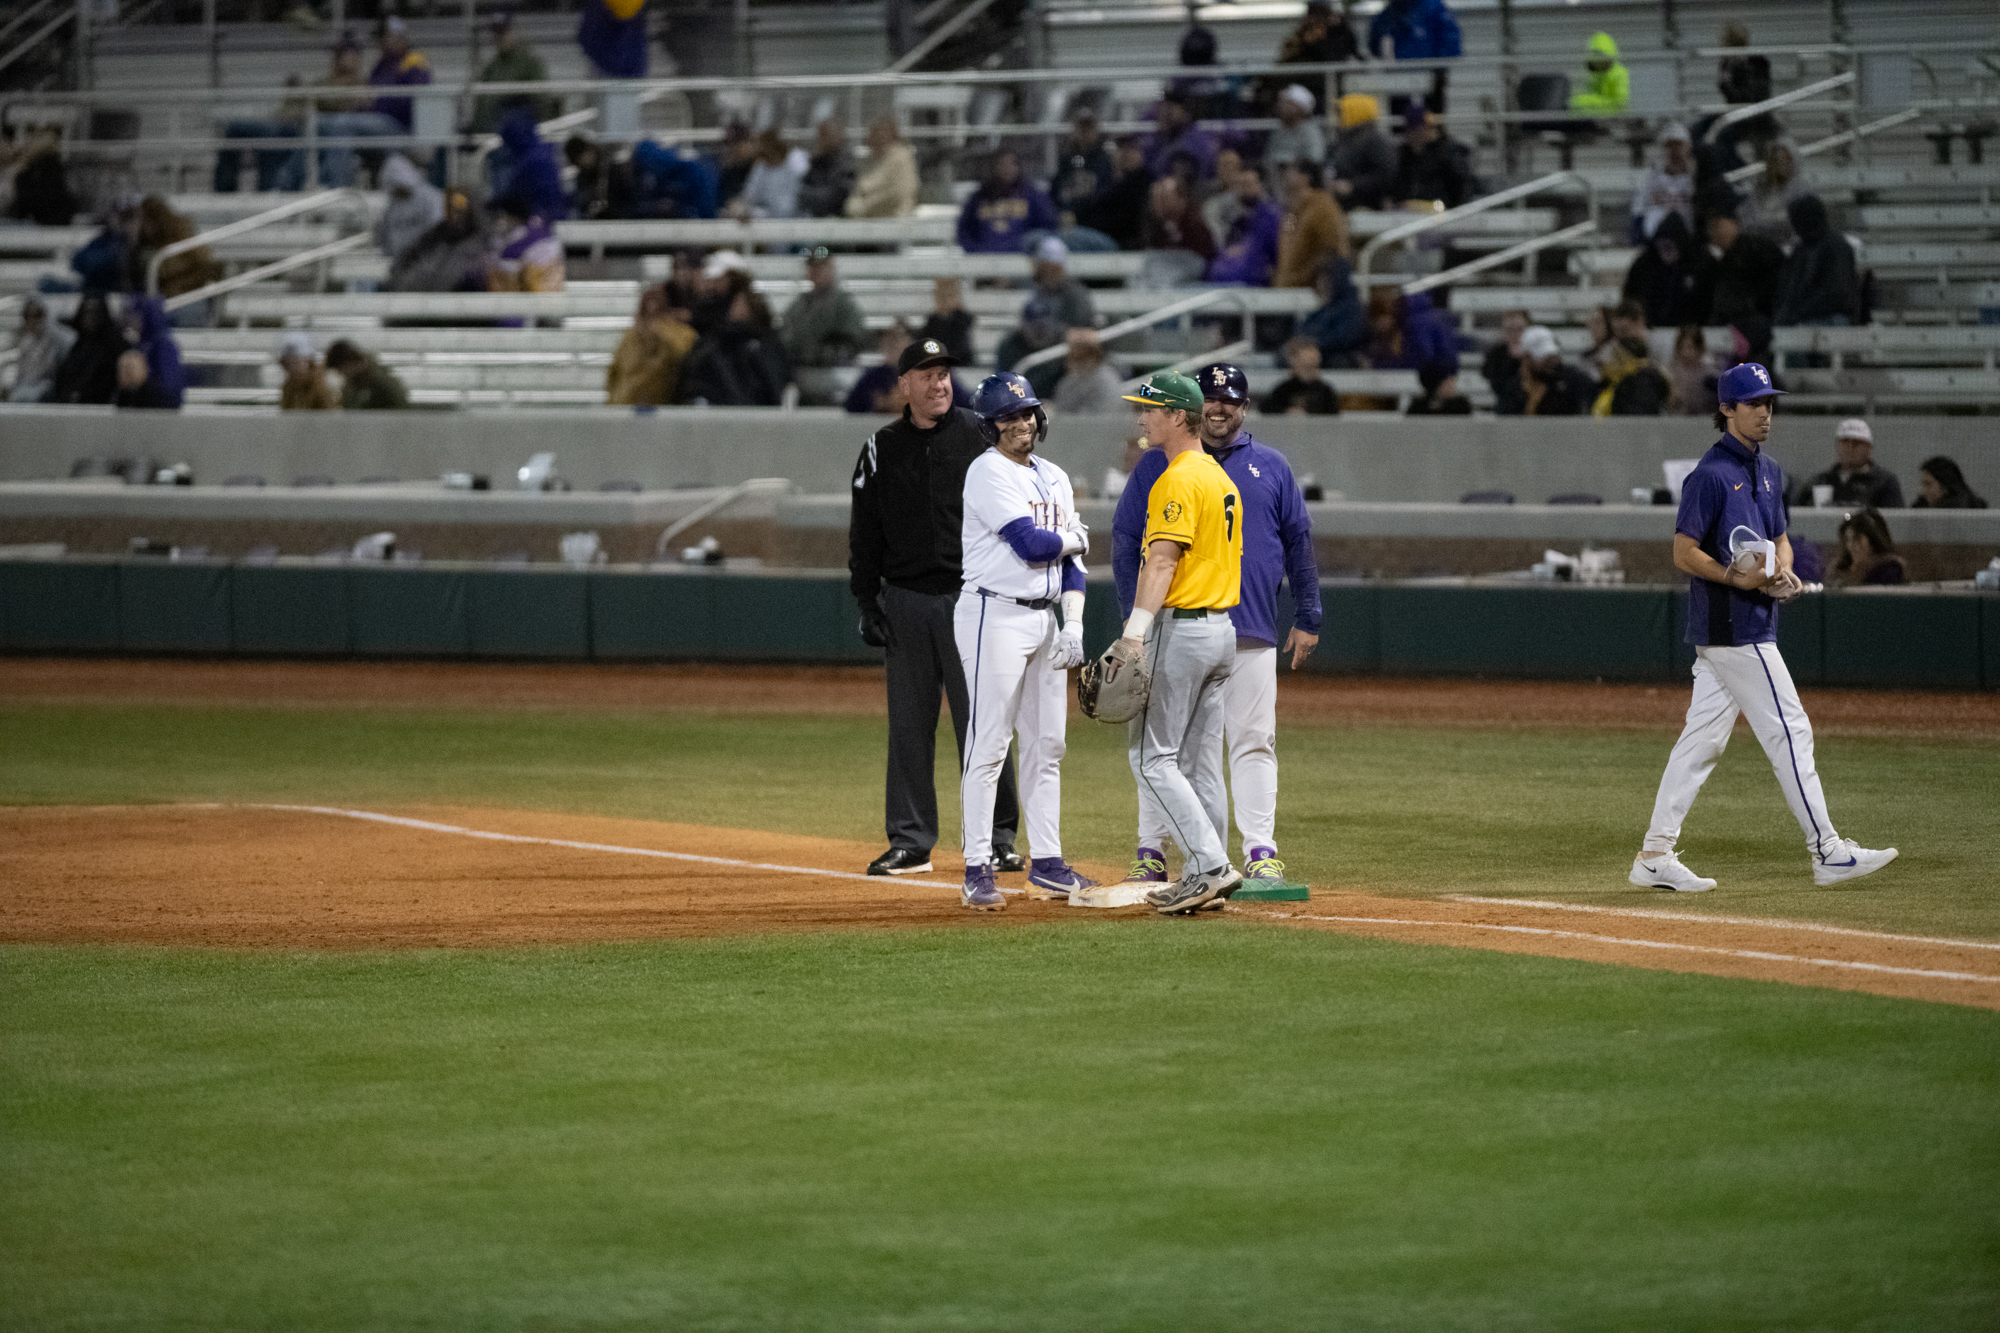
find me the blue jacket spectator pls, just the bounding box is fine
[490,111,571,222]
[1143,96,1219,181]
[70,197,139,293]
[956,151,1058,254]
[628,141,719,219]
[578,0,648,77]
[128,295,187,409]
[368,19,432,130]
[1367,0,1462,60]
[1205,179,1281,286]
[1298,256,1366,362]
[1364,288,1457,372]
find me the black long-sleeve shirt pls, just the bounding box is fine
[848,404,991,601]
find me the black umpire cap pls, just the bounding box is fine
[1197,362,1250,403]
[897,336,960,374]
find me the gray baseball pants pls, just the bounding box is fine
[1127,609,1236,876]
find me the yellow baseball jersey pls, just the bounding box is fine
[1141,448,1242,610]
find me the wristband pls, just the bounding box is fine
[1060,530,1086,558]
[1123,608,1155,642]
[1061,590,1086,627]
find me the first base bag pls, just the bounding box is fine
[1077,639,1151,723]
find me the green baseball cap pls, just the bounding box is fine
[1120,370,1204,413]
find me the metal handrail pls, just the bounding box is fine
[1356,170,1597,289]
[1011,288,1239,376]
[0,0,64,51]
[1400,220,1600,298]
[1116,339,1254,393]
[1723,107,1925,185]
[887,0,1007,75]
[0,3,74,76]
[146,187,369,297]
[160,232,373,314]
[655,478,793,557]
[1704,71,1856,144]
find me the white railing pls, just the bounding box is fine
[1401,220,1600,298]
[655,478,794,557]
[1703,72,1856,144]
[145,187,371,297]
[1723,107,1926,185]
[1356,171,1597,289]
[1011,287,1245,376]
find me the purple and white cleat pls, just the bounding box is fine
[1026,858,1099,900]
[961,862,1007,911]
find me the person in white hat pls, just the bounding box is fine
[1798,417,1905,509]
[1630,122,1695,242]
[1264,84,1327,192]
[276,333,338,412]
[1514,324,1598,416]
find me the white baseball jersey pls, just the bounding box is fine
[960,448,1086,602]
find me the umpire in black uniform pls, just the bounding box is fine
[850,336,1023,876]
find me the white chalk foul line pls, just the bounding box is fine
[257,804,973,891]
[1446,895,2000,953]
[1266,913,2000,985]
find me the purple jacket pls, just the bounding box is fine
[1205,197,1281,286]
[1366,291,1459,372]
[369,50,433,130]
[1144,125,1219,180]
[1113,433,1322,647]
[578,0,648,77]
[955,181,1059,254]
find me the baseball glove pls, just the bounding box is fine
[1077,638,1151,723]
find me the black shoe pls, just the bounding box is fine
[867,847,933,876]
[993,848,1026,874]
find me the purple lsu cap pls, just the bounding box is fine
[1716,361,1786,404]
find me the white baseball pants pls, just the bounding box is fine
[1643,643,1843,860]
[955,593,1066,867]
[1128,612,1237,874]
[1137,644,1277,859]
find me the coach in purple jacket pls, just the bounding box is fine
[1112,361,1322,889]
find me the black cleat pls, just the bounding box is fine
[992,848,1027,874]
[867,847,933,876]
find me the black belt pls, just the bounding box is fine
[1171,607,1223,619]
[974,587,1054,610]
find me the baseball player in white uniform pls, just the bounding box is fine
[954,372,1098,911]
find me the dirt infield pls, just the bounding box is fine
[4,657,1994,738]
[5,804,1996,1010]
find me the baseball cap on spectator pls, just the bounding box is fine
[1835,417,1873,443]
[897,336,959,374]
[1658,122,1692,145]
[277,333,316,363]
[1034,235,1069,266]
[702,249,750,280]
[1280,85,1316,114]
[1338,94,1379,128]
[1716,361,1786,403]
[1520,325,1560,360]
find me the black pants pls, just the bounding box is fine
[880,583,1020,854]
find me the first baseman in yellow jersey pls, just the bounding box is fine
[1116,371,1246,914]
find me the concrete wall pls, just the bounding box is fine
[6,408,1996,508]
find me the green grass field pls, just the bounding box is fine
[4,691,1998,1329]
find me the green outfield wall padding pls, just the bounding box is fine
[1821,594,1985,691]
[1313,586,1379,672]
[1984,598,2000,692]
[119,562,232,653]
[1775,595,1825,688]
[347,567,470,657]
[466,569,589,660]
[0,560,120,651]
[231,566,350,655]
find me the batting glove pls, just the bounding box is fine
[1050,624,1087,670]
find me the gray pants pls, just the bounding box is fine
[1127,610,1236,875]
[881,583,1021,854]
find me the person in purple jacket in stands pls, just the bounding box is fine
[368,18,432,132]
[1112,362,1322,890]
[1206,171,1282,286]
[956,150,1059,255]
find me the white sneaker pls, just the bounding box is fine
[1629,852,1717,893]
[1813,840,1898,886]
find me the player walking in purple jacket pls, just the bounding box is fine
[1113,363,1322,886]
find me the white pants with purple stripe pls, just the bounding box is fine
[954,593,1067,868]
[1644,643,1843,862]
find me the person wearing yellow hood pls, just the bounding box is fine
[1328,93,1399,211]
[1570,32,1630,112]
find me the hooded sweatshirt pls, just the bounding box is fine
[1367,0,1461,60]
[1773,194,1858,326]
[1570,33,1631,112]
[491,110,571,222]
[1367,291,1457,372]
[374,154,445,260]
[128,295,187,409]
[629,141,720,219]
[1299,256,1366,359]
[1621,211,1708,328]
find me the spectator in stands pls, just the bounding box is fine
[1689,25,1777,197]
[783,246,868,371]
[566,138,634,219]
[1914,457,1988,510]
[1622,212,1707,330]
[388,188,488,291]
[486,195,565,292]
[995,236,1096,391]
[325,340,411,409]
[1717,22,1772,106]
[690,250,753,336]
[112,349,174,410]
[215,75,310,193]
[627,140,720,219]
[1393,104,1477,209]
[1263,86,1327,191]
[1055,112,1114,215]
[488,109,571,222]
[676,290,792,407]
[1738,140,1806,248]
[731,130,805,221]
[845,117,918,219]
[1583,304,1617,374]
[607,284,697,407]
[1275,159,1351,289]
[659,249,703,318]
[1513,324,1595,416]
[1261,336,1340,415]
[1329,94,1398,211]
[1169,25,1238,121]
[368,18,432,135]
[1143,93,1218,182]
[1481,309,1529,416]
[135,195,220,317]
[277,333,339,411]
[1368,0,1461,112]
[845,323,913,415]
[118,295,185,408]
[1263,2,1357,113]
[1666,325,1715,416]
[714,123,757,210]
[1077,135,1151,251]
[1702,200,1781,327]
[375,153,444,261]
[577,0,649,78]
[1299,256,1366,365]
[957,149,1057,254]
[5,298,73,403]
[919,277,975,366]
[796,119,855,219]
[53,294,126,405]
[1408,360,1471,415]
[1831,510,1906,587]
[1199,149,1245,245]
[1049,328,1124,415]
[313,37,396,189]
[1206,169,1281,286]
[1800,419,1904,510]
[4,130,76,225]
[1631,123,1695,243]
[68,195,137,295]
[1569,33,1630,113]
[472,13,555,133]
[1363,287,1455,373]
[1143,174,1217,271]
[1773,194,1858,328]
[1593,334,1668,416]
